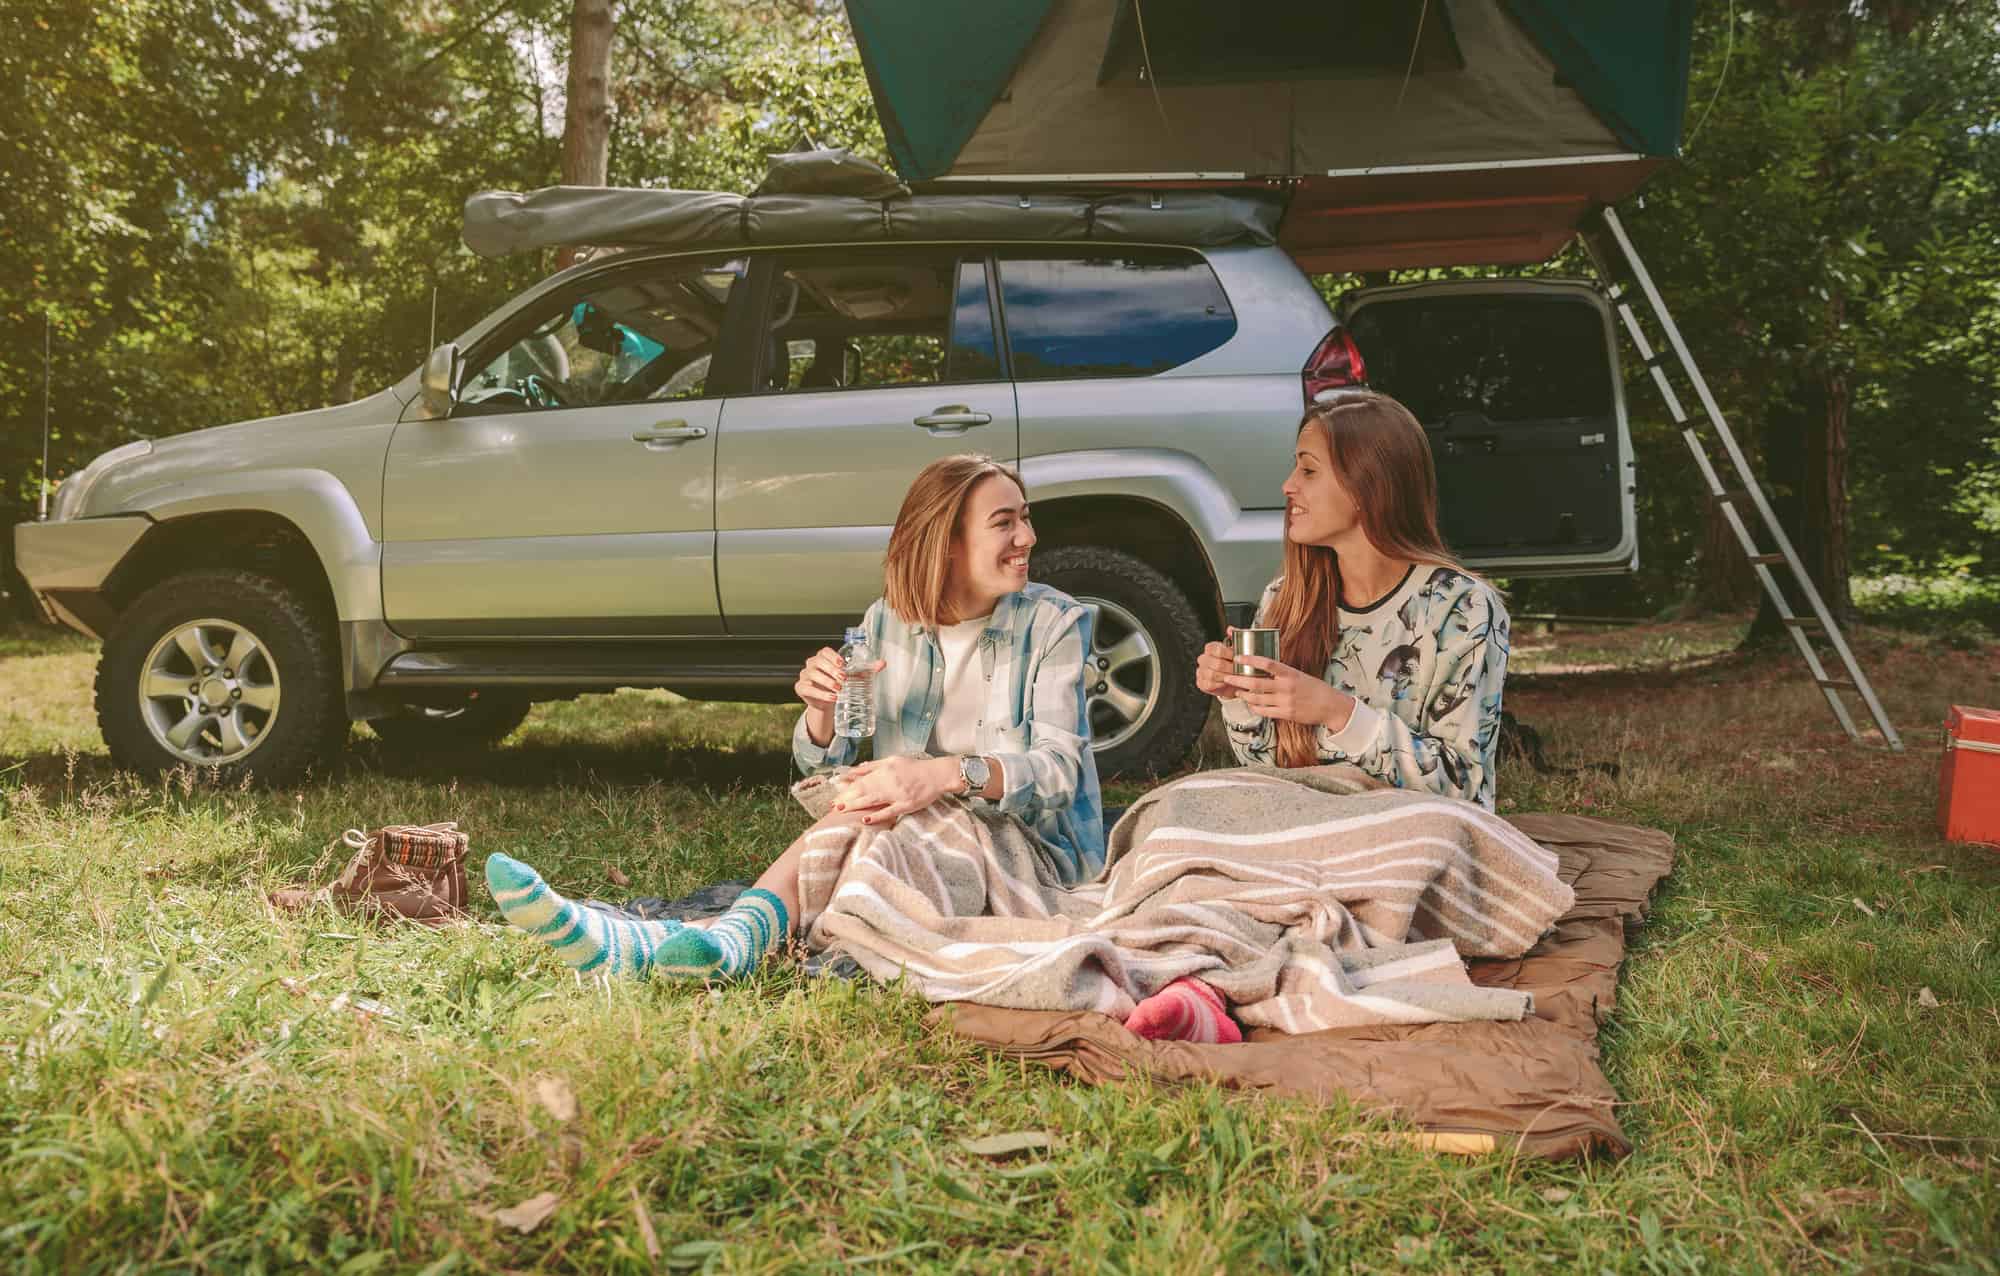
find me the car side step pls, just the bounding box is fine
[377,646,801,696]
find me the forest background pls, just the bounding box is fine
[2,0,1996,635]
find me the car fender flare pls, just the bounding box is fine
[127,469,382,622]
[1017,448,1282,607]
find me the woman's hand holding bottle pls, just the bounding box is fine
[797,648,884,747]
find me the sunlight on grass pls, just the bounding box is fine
[1,620,1996,1271]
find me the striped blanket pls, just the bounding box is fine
[792,765,1576,1033]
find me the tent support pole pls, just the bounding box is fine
[1577,205,1903,752]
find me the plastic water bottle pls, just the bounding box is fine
[833,626,876,739]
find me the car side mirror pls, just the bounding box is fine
[420,342,461,417]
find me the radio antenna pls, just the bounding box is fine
[38,314,51,520]
[429,285,438,352]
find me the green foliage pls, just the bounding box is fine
[1852,561,2000,648]
[1612,1,2000,606]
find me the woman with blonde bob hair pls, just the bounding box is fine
[1198,390,1509,804]
[485,453,1105,981]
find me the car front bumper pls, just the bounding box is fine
[13,516,152,638]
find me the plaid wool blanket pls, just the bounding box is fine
[792,765,1577,1032]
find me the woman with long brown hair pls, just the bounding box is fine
[1196,390,1509,806]
[1121,390,1513,1044]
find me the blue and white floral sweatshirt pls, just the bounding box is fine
[1222,566,1510,808]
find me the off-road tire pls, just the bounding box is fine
[368,694,534,751]
[1035,545,1210,779]
[96,569,346,786]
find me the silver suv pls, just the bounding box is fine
[17,223,1635,783]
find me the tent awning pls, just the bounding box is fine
[1280,155,1664,272]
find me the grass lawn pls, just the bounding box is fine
[2,617,1996,1273]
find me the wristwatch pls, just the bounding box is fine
[957,754,991,795]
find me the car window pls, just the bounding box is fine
[459,256,744,414]
[950,257,1002,382]
[995,249,1235,380]
[760,250,1008,393]
[1344,295,1613,425]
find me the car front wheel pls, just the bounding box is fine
[95,569,345,785]
[1033,545,1210,779]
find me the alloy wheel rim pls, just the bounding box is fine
[138,619,281,765]
[1076,597,1160,753]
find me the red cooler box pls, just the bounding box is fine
[1939,705,2000,848]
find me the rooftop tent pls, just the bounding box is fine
[844,0,1694,270]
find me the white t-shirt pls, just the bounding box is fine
[930,613,992,758]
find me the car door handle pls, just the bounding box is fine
[912,406,992,432]
[631,423,709,445]
[1443,433,1498,456]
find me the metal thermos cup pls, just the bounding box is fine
[1233,627,1279,677]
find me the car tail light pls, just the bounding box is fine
[1302,326,1367,403]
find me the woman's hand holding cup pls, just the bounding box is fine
[1222,653,1355,731]
[1196,627,1242,700]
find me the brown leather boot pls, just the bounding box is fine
[269,823,469,926]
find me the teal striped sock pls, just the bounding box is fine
[649,890,790,981]
[485,852,681,978]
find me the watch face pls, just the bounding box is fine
[962,755,990,791]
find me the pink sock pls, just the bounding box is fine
[1125,976,1242,1044]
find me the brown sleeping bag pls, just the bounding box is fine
[933,813,1675,1160]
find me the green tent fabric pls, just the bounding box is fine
[845,0,1057,182]
[1502,0,1694,157]
[843,0,1693,182]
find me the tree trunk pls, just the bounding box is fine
[557,0,614,270]
[1691,499,1760,614]
[1809,367,1854,623]
[1745,365,1855,644]
[1746,384,1809,647]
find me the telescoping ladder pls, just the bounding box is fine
[1578,205,1904,752]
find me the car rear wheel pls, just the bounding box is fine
[1033,545,1210,779]
[367,694,533,751]
[96,569,345,785]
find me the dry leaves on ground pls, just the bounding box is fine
[959,1131,1058,1158]
[631,1185,662,1262]
[534,1074,579,1124]
[482,1191,561,1234]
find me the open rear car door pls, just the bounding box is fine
[1337,279,1637,575]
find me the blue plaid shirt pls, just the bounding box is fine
[792,583,1106,886]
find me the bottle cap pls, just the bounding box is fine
[844,626,867,643]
